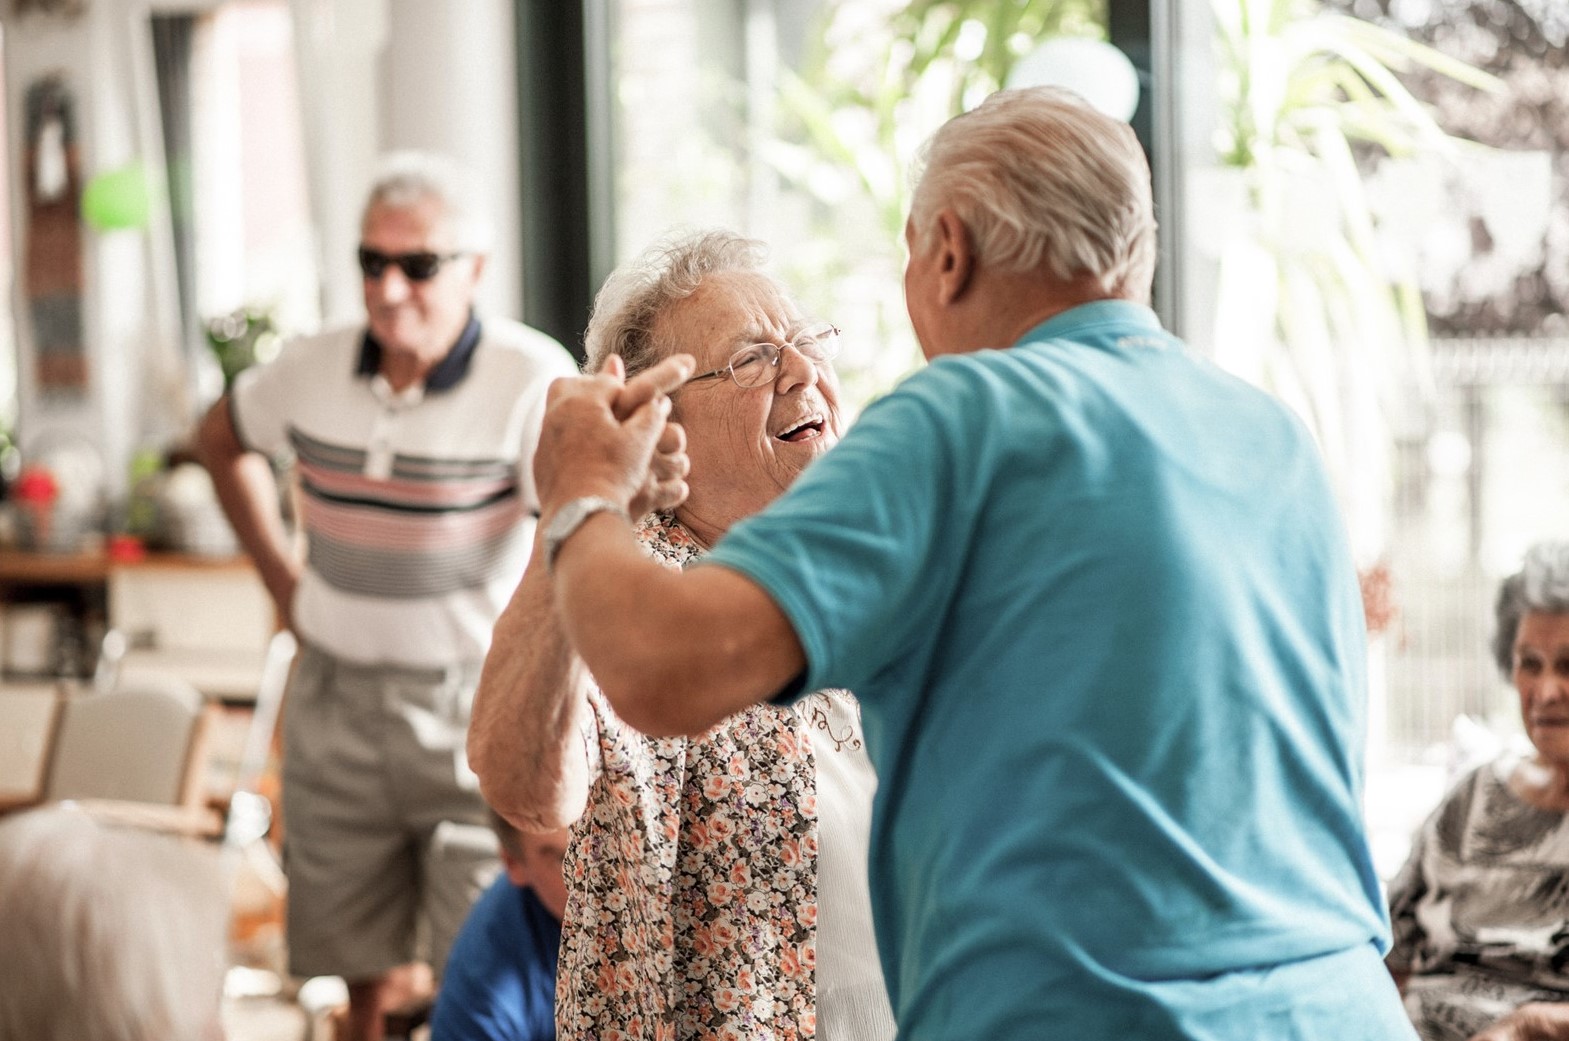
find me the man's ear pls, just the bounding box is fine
[468,251,490,284]
[934,209,975,307]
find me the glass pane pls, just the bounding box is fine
[607,0,1111,411]
[184,0,318,399]
[1190,0,1569,871]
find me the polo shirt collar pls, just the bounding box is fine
[355,312,483,392]
[1024,299,1163,343]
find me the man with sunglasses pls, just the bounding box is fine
[197,151,576,1041]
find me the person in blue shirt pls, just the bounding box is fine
[518,86,1414,1040]
[430,814,566,1041]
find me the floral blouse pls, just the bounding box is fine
[557,512,851,1041]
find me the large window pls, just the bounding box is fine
[599,0,1563,875]
[1325,1,1569,867]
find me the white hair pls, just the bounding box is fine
[584,228,776,376]
[362,150,493,254]
[909,86,1157,302]
[1492,541,1569,676]
[0,808,228,1041]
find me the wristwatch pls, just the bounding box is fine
[542,496,629,573]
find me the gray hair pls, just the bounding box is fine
[362,151,492,253]
[1491,541,1569,677]
[584,229,772,377]
[0,808,228,1041]
[909,86,1157,302]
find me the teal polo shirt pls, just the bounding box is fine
[707,301,1409,1039]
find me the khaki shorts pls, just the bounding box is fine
[281,643,500,982]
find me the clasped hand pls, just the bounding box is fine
[534,354,695,520]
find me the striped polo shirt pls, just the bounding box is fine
[232,316,577,667]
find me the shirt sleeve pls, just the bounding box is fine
[511,344,580,510]
[230,337,310,459]
[705,358,997,701]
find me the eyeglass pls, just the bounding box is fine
[357,247,468,282]
[685,322,841,389]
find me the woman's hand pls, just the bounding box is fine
[534,354,693,518]
[1469,1003,1569,1041]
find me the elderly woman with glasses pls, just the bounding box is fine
[469,229,896,1041]
[1386,541,1569,1041]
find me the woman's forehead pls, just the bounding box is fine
[660,272,802,356]
[1517,611,1569,648]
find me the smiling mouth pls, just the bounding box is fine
[775,416,826,443]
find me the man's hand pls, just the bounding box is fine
[534,354,694,518]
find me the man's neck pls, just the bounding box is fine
[379,351,437,394]
[933,269,1125,358]
[992,271,1124,350]
[374,318,471,393]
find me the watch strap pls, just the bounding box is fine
[543,496,629,573]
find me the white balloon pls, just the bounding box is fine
[1005,37,1141,122]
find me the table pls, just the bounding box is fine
[0,681,230,835]
[0,550,274,702]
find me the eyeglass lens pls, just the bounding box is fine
[730,324,838,387]
[357,248,452,282]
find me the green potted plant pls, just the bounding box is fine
[205,306,283,392]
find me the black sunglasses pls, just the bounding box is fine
[357,247,468,282]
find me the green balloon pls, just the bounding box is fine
[81,163,151,230]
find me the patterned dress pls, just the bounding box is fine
[1386,756,1569,1041]
[557,513,860,1041]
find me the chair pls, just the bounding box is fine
[44,679,211,807]
[0,682,64,813]
[222,631,296,955]
[223,629,296,849]
[218,632,297,1001]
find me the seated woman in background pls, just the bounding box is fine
[1387,540,1569,1041]
[469,229,896,1041]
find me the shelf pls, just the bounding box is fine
[0,550,253,586]
[0,551,110,585]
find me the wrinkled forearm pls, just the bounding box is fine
[470,536,594,831]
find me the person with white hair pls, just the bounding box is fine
[1387,542,1569,1041]
[470,229,895,1041]
[522,86,1413,1039]
[0,807,228,1041]
[197,151,577,1041]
